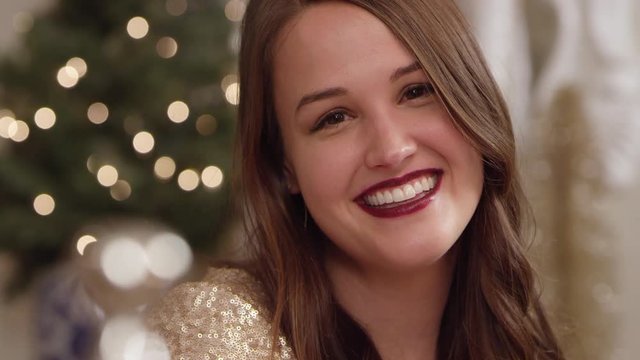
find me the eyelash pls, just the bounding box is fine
[310,83,435,132]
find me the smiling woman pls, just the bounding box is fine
[145,0,565,359]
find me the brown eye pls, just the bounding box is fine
[403,83,435,101]
[311,110,352,132]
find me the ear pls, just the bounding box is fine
[283,161,300,194]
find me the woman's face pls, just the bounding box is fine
[272,2,484,272]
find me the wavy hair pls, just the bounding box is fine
[234,0,564,359]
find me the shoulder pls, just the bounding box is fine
[145,267,294,359]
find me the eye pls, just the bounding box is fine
[401,83,435,102]
[311,110,352,132]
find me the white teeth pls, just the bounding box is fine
[362,175,438,207]
[403,184,416,199]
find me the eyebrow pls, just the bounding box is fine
[295,61,422,112]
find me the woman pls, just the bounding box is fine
[147,0,565,359]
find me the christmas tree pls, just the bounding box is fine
[0,0,243,294]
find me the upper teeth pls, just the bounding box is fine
[363,175,437,206]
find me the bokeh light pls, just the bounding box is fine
[97,165,119,187]
[34,107,56,130]
[57,66,79,88]
[201,166,224,189]
[145,233,192,280]
[224,0,246,22]
[132,131,155,154]
[225,82,240,105]
[66,57,88,77]
[195,114,217,136]
[33,194,55,216]
[100,238,148,289]
[0,116,16,139]
[100,315,170,360]
[8,120,30,142]
[88,102,109,124]
[165,0,187,16]
[76,234,98,256]
[110,180,132,201]
[177,169,199,191]
[156,37,178,59]
[167,101,189,123]
[154,156,176,180]
[126,16,149,39]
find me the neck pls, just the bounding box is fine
[326,250,455,360]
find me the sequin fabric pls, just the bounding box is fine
[145,267,295,360]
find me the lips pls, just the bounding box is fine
[355,169,442,218]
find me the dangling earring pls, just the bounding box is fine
[304,206,308,229]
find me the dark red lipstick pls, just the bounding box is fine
[355,169,443,218]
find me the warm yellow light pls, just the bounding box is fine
[154,156,176,180]
[225,82,240,105]
[177,169,199,191]
[33,193,55,216]
[156,37,178,59]
[167,101,189,123]
[76,235,98,256]
[195,114,217,136]
[97,165,119,187]
[0,116,16,139]
[224,0,246,22]
[66,57,88,77]
[132,131,155,154]
[57,66,79,88]
[13,12,34,33]
[87,102,109,124]
[126,16,149,39]
[110,180,132,201]
[201,166,224,189]
[34,107,56,130]
[220,74,238,92]
[9,120,30,142]
[166,0,188,16]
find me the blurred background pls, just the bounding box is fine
[0,0,638,359]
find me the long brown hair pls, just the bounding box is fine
[234,0,564,359]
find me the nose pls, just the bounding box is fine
[364,114,417,169]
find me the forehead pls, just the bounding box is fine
[272,2,416,94]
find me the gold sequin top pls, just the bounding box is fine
[145,267,295,360]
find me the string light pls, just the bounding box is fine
[76,235,98,256]
[0,116,16,138]
[224,82,240,105]
[56,66,79,88]
[33,193,55,216]
[195,114,217,136]
[167,101,189,123]
[34,107,56,130]
[177,169,199,191]
[156,37,178,59]
[66,57,88,77]
[97,165,119,187]
[166,0,187,16]
[87,102,109,124]
[154,156,176,180]
[224,0,246,22]
[201,166,224,189]
[132,131,155,154]
[126,16,149,40]
[12,12,34,34]
[8,120,30,142]
[110,180,132,201]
